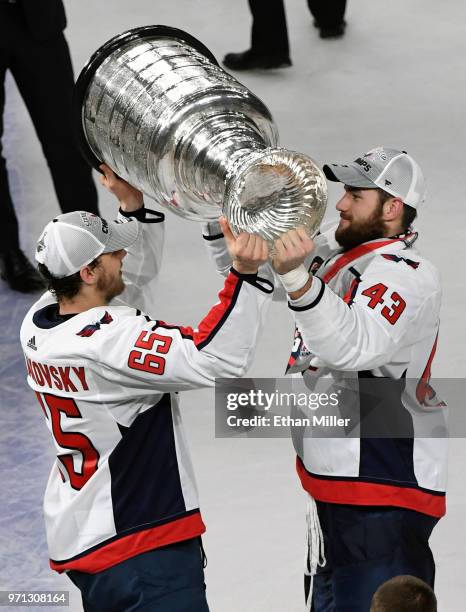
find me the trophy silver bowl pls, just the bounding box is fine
[74,26,327,241]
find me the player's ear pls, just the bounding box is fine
[382,197,403,222]
[80,264,99,286]
[80,256,102,286]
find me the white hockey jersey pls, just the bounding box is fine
[20,211,272,573]
[203,222,447,518]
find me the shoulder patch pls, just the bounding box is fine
[381,254,420,269]
[76,311,113,337]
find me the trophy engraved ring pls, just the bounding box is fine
[74,26,327,240]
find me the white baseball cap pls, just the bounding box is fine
[35,211,140,278]
[323,147,426,209]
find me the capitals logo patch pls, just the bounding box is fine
[77,311,113,337]
[382,254,420,269]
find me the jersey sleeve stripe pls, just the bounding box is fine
[203,232,224,241]
[154,272,242,350]
[154,322,195,340]
[288,278,325,312]
[343,269,362,306]
[193,272,242,350]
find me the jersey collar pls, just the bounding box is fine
[32,304,78,329]
[322,232,417,284]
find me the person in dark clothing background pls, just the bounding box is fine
[0,0,99,293]
[223,0,347,71]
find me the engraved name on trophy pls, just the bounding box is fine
[74,26,327,240]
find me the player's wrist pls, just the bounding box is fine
[232,260,259,275]
[278,264,310,294]
[119,196,144,213]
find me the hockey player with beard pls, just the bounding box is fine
[204,146,446,611]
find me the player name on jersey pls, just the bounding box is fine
[25,357,89,392]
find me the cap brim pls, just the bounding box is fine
[323,163,376,189]
[103,218,141,253]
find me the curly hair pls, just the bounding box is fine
[38,258,100,301]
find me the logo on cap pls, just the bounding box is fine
[80,212,91,227]
[37,234,46,253]
[366,149,387,162]
[355,158,372,172]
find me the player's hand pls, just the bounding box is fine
[99,164,143,212]
[272,227,315,274]
[219,217,268,275]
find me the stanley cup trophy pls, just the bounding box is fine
[74,26,327,241]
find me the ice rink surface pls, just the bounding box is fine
[1,0,465,610]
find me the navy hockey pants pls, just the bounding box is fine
[307,502,438,612]
[68,538,209,612]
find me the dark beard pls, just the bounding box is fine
[97,272,125,303]
[335,209,386,251]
